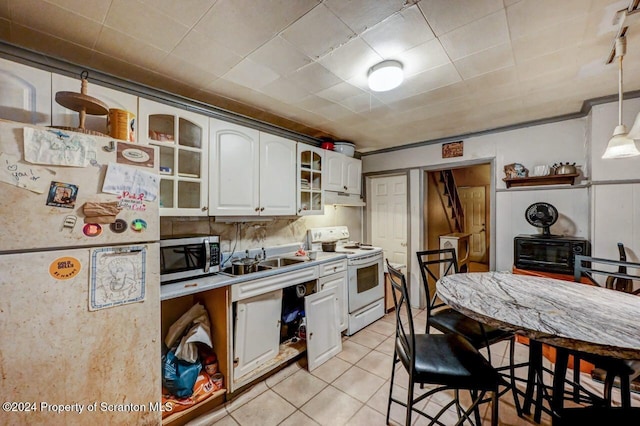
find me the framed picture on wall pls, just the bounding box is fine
[442,141,463,158]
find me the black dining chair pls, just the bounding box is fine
[568,254,640,409]
[416,249,526,416]
[385,260,502,426]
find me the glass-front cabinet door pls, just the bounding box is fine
[139,98,209,216]
[297,144,324,215]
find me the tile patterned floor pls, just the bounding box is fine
[186,308,638,426]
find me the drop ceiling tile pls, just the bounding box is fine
[387,80,469,111]
[293,94,337,112]
[317,37,382,81]
[10,23,94,65]
[172,30,243,77]
[511,13,588,64]
[191,1,273,57]
[439,10,510,60]
[139,0,216,27]
[11,0,102,49]
[223,57,280,90]
[374,62,462,104]
[339,92,385,113]
[288,62,342,93]
[506,0,589,40]
[89,51,161,87]
[316,82,366,103]
[454,42,514,80]
[315,102,355,121]
[255,0,321,34]
[95,27,168,71]
[249,36,312,77]
[207,78,269,105]
[260,78,310,103]
[154,54,218,89]
[397,38,451,77]
[324,0,405,33]
[42,0,110,23]
[105,0,189,52]
[419,0,504,36]
[361,4,435,57]
[280,3,355,59]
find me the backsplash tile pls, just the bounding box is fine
[160,206,363,253]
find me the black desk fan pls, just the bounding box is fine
[525,202,558,236]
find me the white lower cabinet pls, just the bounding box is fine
[230,265,343,388]
[233,289,282,381]
[319,271,348,333]
[305,287,342,371]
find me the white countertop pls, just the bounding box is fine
[160,251,347,301]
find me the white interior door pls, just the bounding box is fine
[233,289,282,381]
[370,175,408,266]
[306,288,341,371]
[459,186,487,263]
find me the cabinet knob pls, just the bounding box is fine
[343,185,348,191]
[298,208,302,213]
[255,207,260,212]
[201,206,208,211]
[260,207,264,212]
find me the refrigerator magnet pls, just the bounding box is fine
[130,218,147,232]
[83,223,103,237]
[110,219,128,233]
[49,256,81,280]
[46,181,79,209]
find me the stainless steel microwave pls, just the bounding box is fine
[160,235,220,284]
[514,234,590,275]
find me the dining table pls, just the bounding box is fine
[436,271,640,424]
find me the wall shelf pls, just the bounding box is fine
[503,173,579,188]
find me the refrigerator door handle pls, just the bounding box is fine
[204,240,211,273]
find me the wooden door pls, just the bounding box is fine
[458,186,487,263]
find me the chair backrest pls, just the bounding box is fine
[386,259,416,368]
[574,255,640,294]
[416,248,459,312]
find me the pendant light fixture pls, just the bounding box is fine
[367,60,404,92]
[602,36,640,159]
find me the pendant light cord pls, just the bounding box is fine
[618,53,623,126]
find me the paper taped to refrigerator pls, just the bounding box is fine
[102,163,158,201]
[89,246,146,311]
[23,127,97,167]
[0,152,55,193]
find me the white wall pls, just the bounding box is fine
[363,116,591,271]
[589,98,640,263]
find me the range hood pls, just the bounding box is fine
[324,191,365,206]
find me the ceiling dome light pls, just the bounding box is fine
[368,60,404,92]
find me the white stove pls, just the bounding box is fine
[307,226,385,335]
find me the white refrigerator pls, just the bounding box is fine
[0,120,162,425]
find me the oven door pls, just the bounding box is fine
[347,252,384,313]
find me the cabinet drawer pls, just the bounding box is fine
[319,259,347,276]
[231,266,319,301]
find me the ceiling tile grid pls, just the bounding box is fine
[0,0,636,153]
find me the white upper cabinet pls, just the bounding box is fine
[259,133,297,215]
[139,98,209,216]
[209,117,296,216]
[324,150,362,195]
[51,74,138,140]
[0,57,51,125]
[297,144,324,215]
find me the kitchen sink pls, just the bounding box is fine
[259,257,307,268]
[220,256,308,276]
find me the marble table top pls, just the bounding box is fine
[437,271,640,360]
